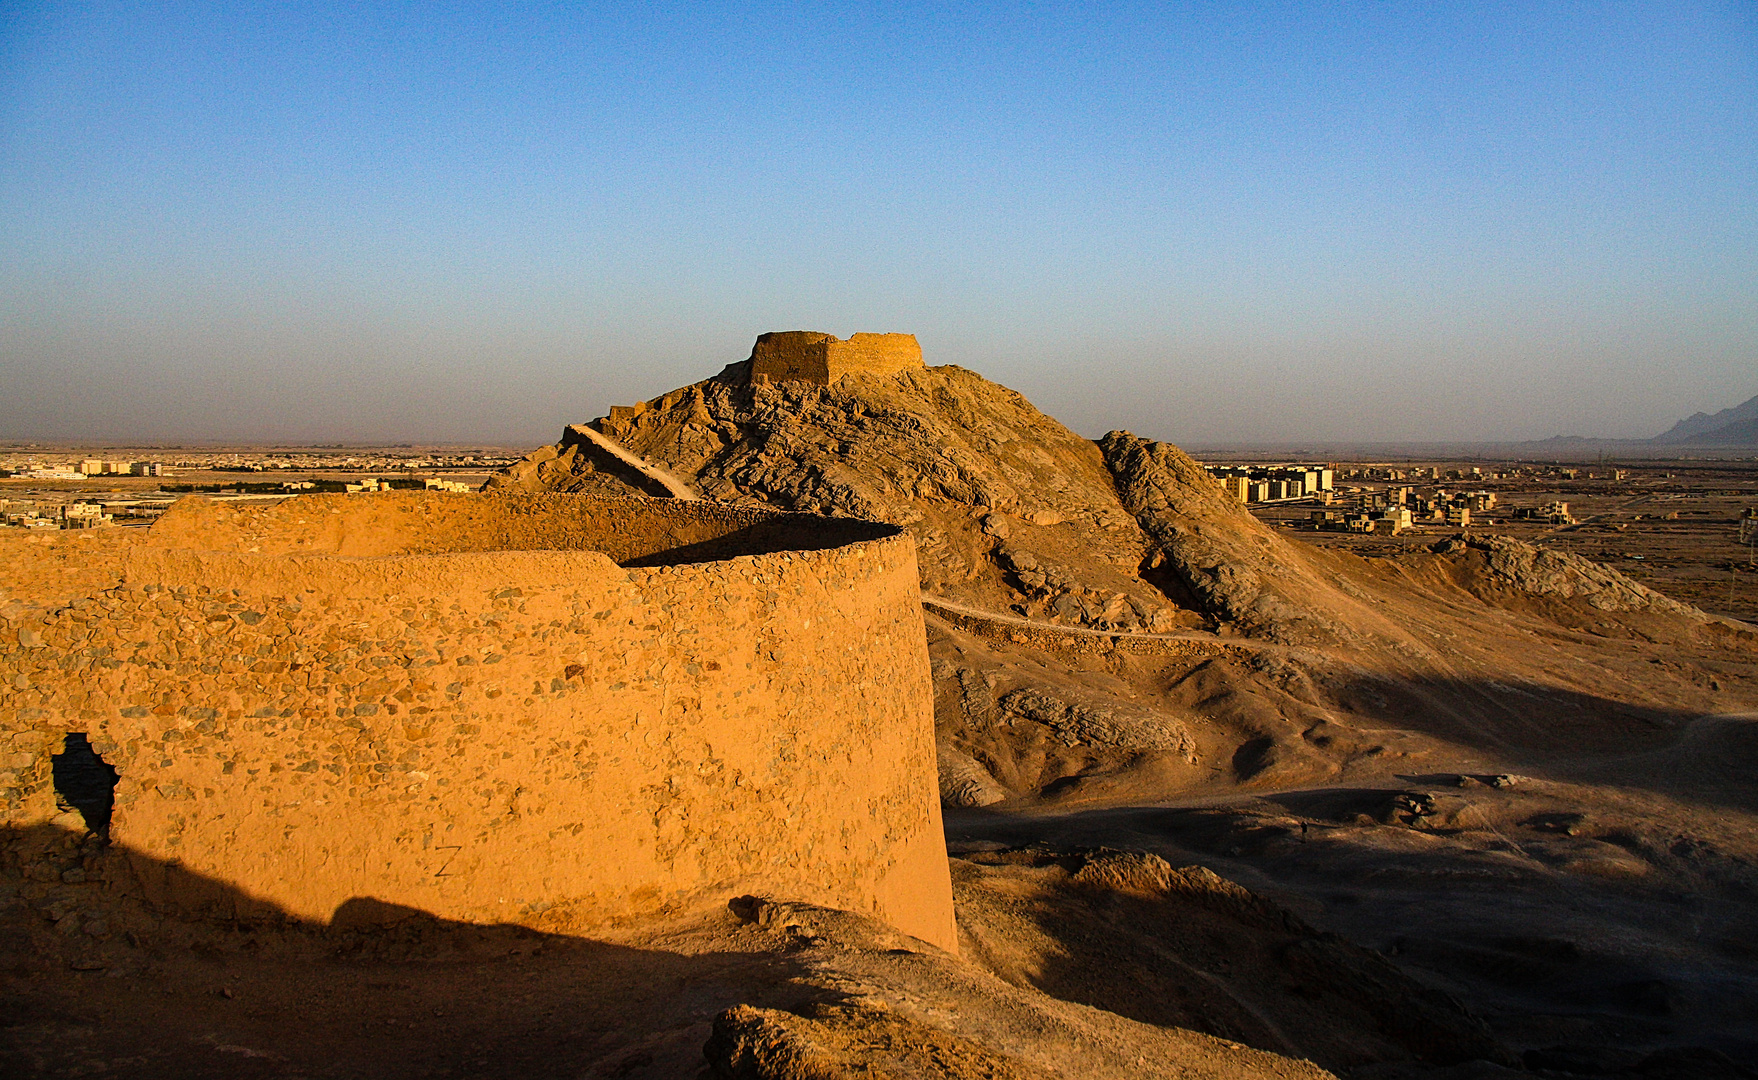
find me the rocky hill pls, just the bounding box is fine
[490,341,1738,811]
[1653,391,1758,444]
[1679,414,1758,445]
[490,361,1389,646]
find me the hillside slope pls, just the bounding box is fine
[491,364,1387,645]
[490,355,1743,809]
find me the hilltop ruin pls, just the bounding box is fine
[747,330,924,385]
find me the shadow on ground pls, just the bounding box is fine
[1,824,824,1080]
[947,769,1758,1076]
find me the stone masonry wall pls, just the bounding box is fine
[0,493,956,951]
[748,331,924,385]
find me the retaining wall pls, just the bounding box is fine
[0,493,955,950]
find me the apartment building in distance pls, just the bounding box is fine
[1312,504,1414,535]
[1513,501,1576,525]
[1209,463,1335,504]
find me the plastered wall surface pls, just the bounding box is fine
[748,331,924,385]
[0,493,956,951]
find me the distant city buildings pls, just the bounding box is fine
[1207,464,1333,504]
[1,496,170,530]
[1218,456,1681,538]
[0,448,515,478]
[1220,459,1609,537]
[1513,501,1575,525]
[1314,506,1413,534]
[61,502,111,528]
[0,447,513,530]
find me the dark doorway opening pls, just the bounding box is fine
[51,733,120,836]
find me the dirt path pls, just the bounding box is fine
[571,424,698,499]
[920,594,1287,656]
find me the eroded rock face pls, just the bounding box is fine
[705,1003,1053,1080]
[1437,534,1701,616]
[1098,431,1354,644]
[997,688,1195,758]
[704,896,1338,1080]
[938,743,1010,808]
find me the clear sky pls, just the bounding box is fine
[2,2,1753,446]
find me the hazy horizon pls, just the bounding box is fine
[3,3,1754,446]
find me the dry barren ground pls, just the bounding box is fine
[2,859,1330,1080]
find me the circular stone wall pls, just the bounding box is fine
[0,492,955,951]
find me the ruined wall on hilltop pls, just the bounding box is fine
[0,492,956,951]
[748,331,924,385]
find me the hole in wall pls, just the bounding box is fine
[51,733,120,836]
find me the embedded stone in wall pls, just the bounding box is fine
[0,492,956,953]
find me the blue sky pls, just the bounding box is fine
[2,2,1753,444]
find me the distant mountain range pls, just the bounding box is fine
[1651,393,1758,445]
[1523,392,1758,452]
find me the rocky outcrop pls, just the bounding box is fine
[706,1001,1055,1079]
[698,897,1338,1080]
[1435,534,1703,616]
[993,542,1183,633]
[998,688,1195,758]
[1098,431,1353,644]
[938,743,1010,807]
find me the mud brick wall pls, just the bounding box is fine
[0,493,955,951]
[748,331,925,385]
